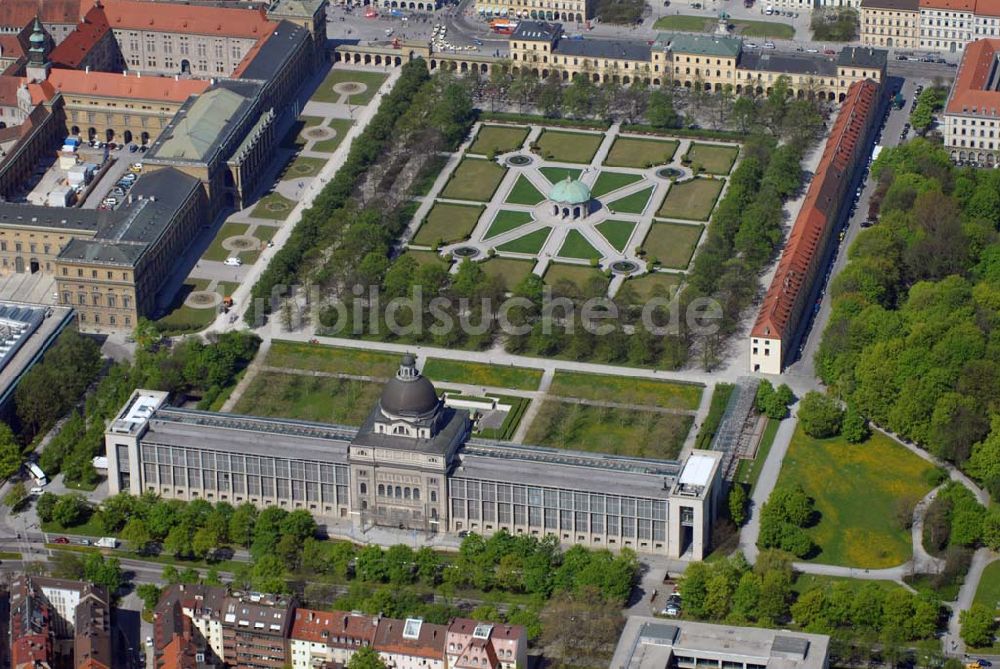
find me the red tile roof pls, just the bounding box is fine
[751,78,879,343]
[0,34,27,62]
[0,74,22,106]
[919,0,976,10]
[291,609,379,647]
[101,0,273,38]
[945,39,1000,115]
[50,4,110,68]
[373,619,447,660]
[27,69,209,103]
[0,0,88,27]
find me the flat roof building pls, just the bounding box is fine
[107,356,724,559]
[610,618,830,669]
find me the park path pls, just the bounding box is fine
[219,338,271,413]
[511,367,553,443]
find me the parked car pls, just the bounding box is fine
[763,41,775,49]
[53,537,71,544]
[79,539,91,546]
[223,256,242,267]
[30,486,44,495]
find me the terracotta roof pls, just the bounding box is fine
[373,619,447,660]
[751,79,879,343]
[919,0,975,11]
[0,74,22,106]
[101,0,273,38]
[158,633,198,669]
[50,5,110,68]
[0,0,87,27]
[291,609,379,647]
[0,34,27,62]
[27,69,209,103]
[945,39,1000,115]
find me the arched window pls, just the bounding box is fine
[360,483,367,494]
[430,491,437,502]
[414,489,421,501]
[378,484,385,496]
[404,488,411,500]
[395,486,402,498]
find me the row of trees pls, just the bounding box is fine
[37,330,259,486]
[681,551,941,641]
[815,139,1000,485]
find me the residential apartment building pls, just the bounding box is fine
[749,78,881,374]
[860,0,920,47]
[159,589,527,669]
[611,618,830,669]
[919,0,976,51]
[8,576,111,669]
[942,38,1000,163]
[107,356,724,560]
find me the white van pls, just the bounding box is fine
[224,257,242,267]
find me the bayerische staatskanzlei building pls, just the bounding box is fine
[106,354,722,559]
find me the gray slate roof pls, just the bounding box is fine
[554,38,651,62]
[739,50,839,76]
[837,46,888,69]
[238,20,309,82]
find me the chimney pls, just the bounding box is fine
[343,615,349,629]
[85,66,90,73]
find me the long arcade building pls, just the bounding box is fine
[106,355,723,560]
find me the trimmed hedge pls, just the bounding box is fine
[478,111,611,130]
[621,123,747,142]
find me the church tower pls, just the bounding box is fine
[25,18,51,83]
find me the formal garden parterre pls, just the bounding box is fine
[407,122,739,297]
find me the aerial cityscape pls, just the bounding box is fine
[0,0,992,667]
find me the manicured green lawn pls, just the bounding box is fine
[653,15,713,30]
[251,192,296,220]
[539,166,583,184]
[687,143,739,175]
[536,130,604,164]
[441,158,507,201]
[400,250,449,267]
[412,202,484,246]
[624,272,682,302]
[202,222,251,262]
[791,573,908,597]
[974,561,1000,612]
[505,175,546,205]
[558,230,601,260]
[641,222,704,269]
[732,18,795,39]
[549,371,701,410]
[657,178,724,221]
[775,425,935,568]
[591,171,644,197]
[311,118,354,154]
[484,210,534,239]
[422,359,542,390]
[652,15,794,39]
[497,227,551,254]
[607,186,654,215]
[469,125,529,156]
[254,225,277,243]
[280,155,327,180]
[596,219,637,252]
[282,115,325,149]
[544,264,609,294]
[604,137,679,168]
[266,340,403,377]
[311,69,388,105]
[155,279,229,336]
[525,401,693,459]
[478,258,536,290]
[234,371,383,425]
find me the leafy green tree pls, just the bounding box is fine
[0,423,22,480]
[204,568,223,586]
[251,554,288,593]
[961,604,996,647]
[842,405,870,443]
[347,647,387,669]
[52,493,89,527]
[798,391,844,438]
[731,571,762,622]
[728,484,748,526]
[83,554,123,593]
[192,526,220,560]
[120,518,152,553]
[647,89,679,129]
[136,584,162,612]
[161,565,180,584]
[356,545,387,583]
[229,503,257,548]
[790,588,829,633]
[3,482,28,511]
[414,546,440,586]
[163,522,194,558]
[756,569,791,625]
[679,561,710,618]
[36,492,58,522]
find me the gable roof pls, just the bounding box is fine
[0,0,86,28]
[49,4,110,68]
[100,0,273,38]
[152,87,247,160]
[945,38,1000,116]
[30,68,209,103]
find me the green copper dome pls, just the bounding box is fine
[29,19,45,46]
[549,176,590,205]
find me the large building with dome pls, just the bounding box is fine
[104,355,723,560]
